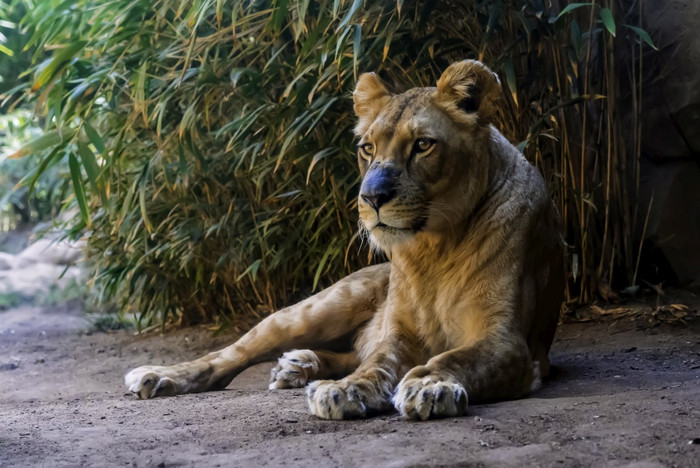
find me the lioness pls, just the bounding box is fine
[125,60,564,420]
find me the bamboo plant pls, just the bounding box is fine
[4,0,656,325]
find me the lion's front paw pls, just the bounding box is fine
[269,349,321,389]
[306,378,389,420]
[124,366,178,399]
[393,366,468,420]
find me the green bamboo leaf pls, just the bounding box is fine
[299,16,329,57]
[555,3,595,21]
[312,244,334,291]
[334,22,353,59]
[117,178,138,229]
[281,64,314,99]
[33,41,87,90]
[0,43,13,56]
[78,141,109,208]
[139,176,152,234]
[68,153,90,225]
[570,19,583,60]
[625,24,658,50]
[236,259,262,282]
[353,24,361,77]
[272,0,289,32]
[83,121,105,153]
[338,0,362,30]
[16,147,62,195]
[178,144,188,175]
[134,61,148,123]
[77,141,100,188]
[306,147,337,184]
[600,8,615,36]
[305,97,338,135]
[179,100,199,139]
[8,128,77,159]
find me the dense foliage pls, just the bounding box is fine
[1,1,68,229]
[5,0,655,325]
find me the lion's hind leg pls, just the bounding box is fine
[125,263,390,399]
[269,349,360,389]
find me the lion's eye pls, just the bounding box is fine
[358,142,374,160]
[413,138,435,153]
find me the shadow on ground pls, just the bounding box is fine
[1,300,699,467]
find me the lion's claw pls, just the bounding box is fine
[393,368,468,420]
[269,350,321,389]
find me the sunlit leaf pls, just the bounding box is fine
[8,128,76,159]
[33,41,87,91]
[78,141,109,208]
[83,121,105,154]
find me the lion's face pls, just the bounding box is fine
[353,61,502,252]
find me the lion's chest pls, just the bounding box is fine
[390,253,487,355]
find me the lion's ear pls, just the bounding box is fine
[353,72,391,135]
[435,60,501,125]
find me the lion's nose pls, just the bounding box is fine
[361,191,395,211]
[359,165,399,211]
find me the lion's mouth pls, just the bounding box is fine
[375,222,406,230]
[372,221,419,234]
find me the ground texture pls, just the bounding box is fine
[1,302,699,467]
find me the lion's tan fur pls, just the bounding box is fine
[125,60,563,421]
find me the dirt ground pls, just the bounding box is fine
[1,299,699,467]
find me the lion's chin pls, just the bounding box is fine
[368,224,416,252]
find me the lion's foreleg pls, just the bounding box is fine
[125,264,390,399]
[393,333,536,420]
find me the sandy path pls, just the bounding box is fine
[1,303,698,467]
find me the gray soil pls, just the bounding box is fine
[1,301,699,467]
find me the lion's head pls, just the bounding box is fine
[353,60,502,252]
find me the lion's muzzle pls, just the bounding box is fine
[359,164,400,211]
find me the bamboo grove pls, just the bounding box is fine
[3,0,656,325]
